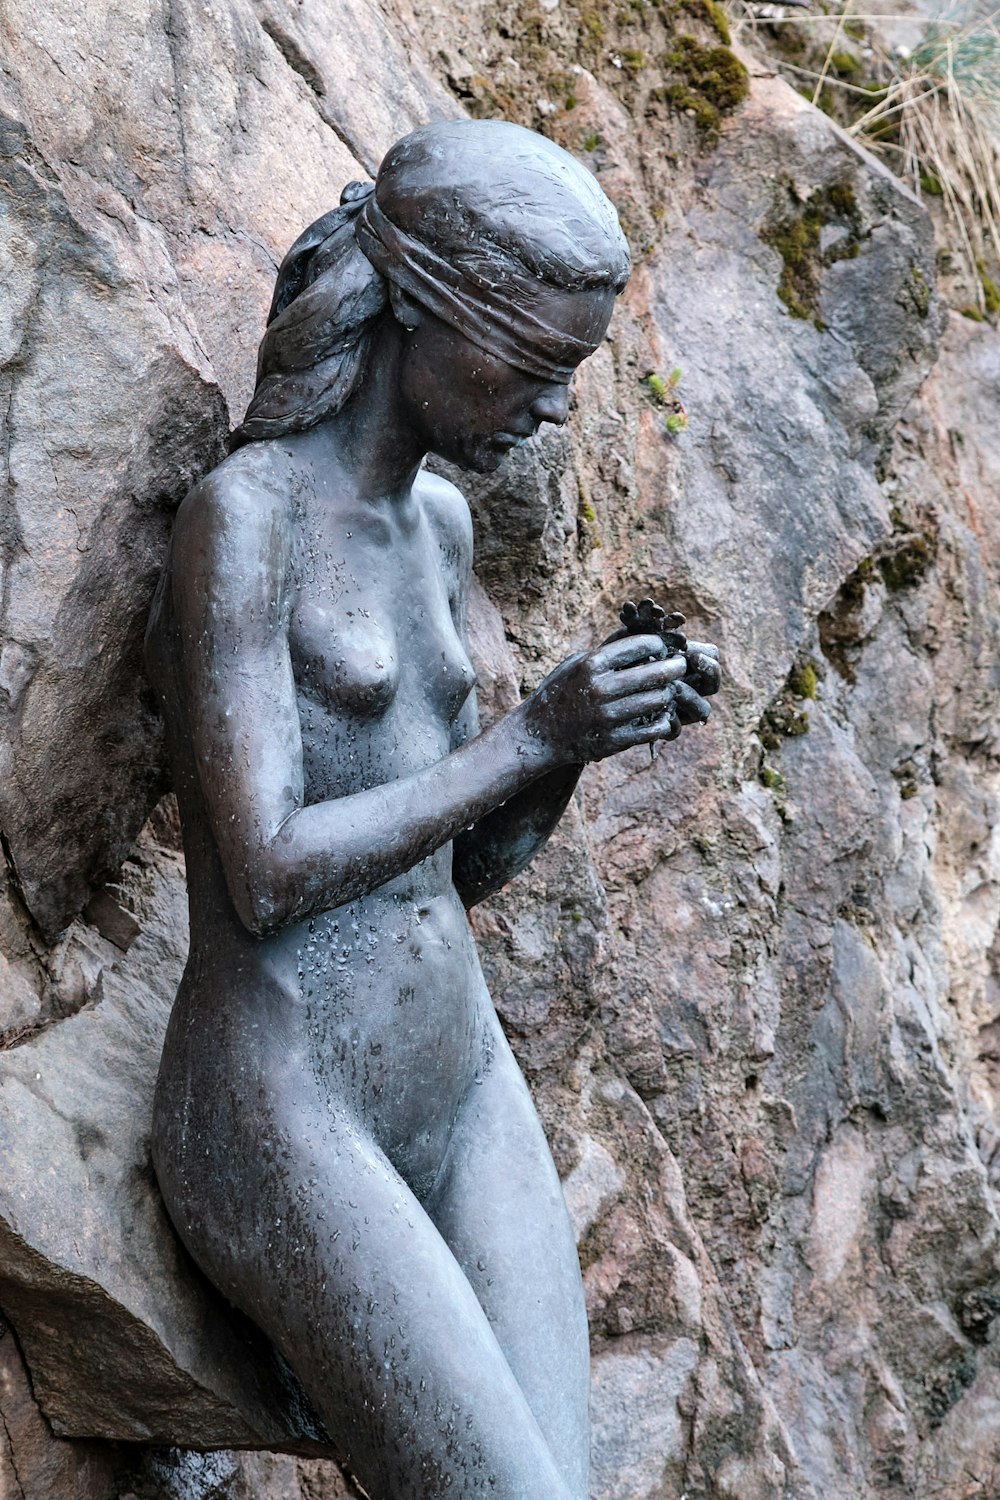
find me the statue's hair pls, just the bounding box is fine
[229,183,384,449]
[230,121,631,450]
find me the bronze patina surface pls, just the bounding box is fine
[146,119,718,1500]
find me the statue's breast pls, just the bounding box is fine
[416,601,477,725]
[289,599,401,719]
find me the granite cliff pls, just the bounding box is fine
[1,0,999,1495]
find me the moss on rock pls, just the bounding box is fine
[761,179,863,328]
[787,660,819,699]
[654,34,749,139]
[679,0,732,45]
[878,533,937,591]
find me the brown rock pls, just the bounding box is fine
[2,0,1000,1494]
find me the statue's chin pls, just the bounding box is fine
[436,442,508,475]
[469,450,507,475]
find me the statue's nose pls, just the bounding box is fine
[531,382,571,426]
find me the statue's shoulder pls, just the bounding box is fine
[173,446,290,569]
[415,468,472,558]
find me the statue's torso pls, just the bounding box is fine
[148,450,492,1194]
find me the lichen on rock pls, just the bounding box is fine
[1,1,1000,1498]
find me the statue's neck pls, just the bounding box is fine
[302,321,425,505]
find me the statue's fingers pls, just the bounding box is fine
[594,654,687,699]
[591,634,668,674]
[685,651,722,697]
[658,706,682,741]
[674,681,712,725]
[607,699,680,750]
[603,687,675,725]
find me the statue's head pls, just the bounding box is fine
[231,119,631,465]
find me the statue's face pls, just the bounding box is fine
[396,283,616,473]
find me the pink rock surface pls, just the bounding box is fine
[1,1,999,1497]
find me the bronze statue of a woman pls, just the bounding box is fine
[146,119,718,1500]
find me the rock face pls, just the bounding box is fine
[1,0,1000,1497]
[0,825,343,1457]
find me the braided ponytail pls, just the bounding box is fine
[229,182,386,450]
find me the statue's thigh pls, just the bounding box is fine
[195,1103,573,1500]
[426,1025,590,1500]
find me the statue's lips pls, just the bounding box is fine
[491,431,533,449]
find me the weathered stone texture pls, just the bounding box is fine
[1,1,999,1497]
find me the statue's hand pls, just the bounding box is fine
[614,598,721,728]
[519,636,688,765]
[680,641,722,706]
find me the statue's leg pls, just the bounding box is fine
[425,1020,590,1500]
[163,1094,576,1500]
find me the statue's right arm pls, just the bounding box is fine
[171,479,683,938]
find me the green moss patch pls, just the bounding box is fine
[654,34,749,138]
[878,532,936,591]
[620,46,647,73]
[759,704,810,750]
[761,180,863,328]
[906,264,932,319]
[679,0,731,44]
[787,660,819,699]
[829,49,862,79]
[893,763,920,800]
[978,260,1000,316]
[758,658,824,748]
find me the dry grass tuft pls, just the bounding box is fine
[728,1,1000,313]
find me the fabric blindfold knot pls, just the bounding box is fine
[354,192,598,383]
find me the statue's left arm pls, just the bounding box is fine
[447,642,717,904]
[422,469,584,906]
[425,471,718,907]
[451,690,584,907]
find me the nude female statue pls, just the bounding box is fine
[146,119,718,1500]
